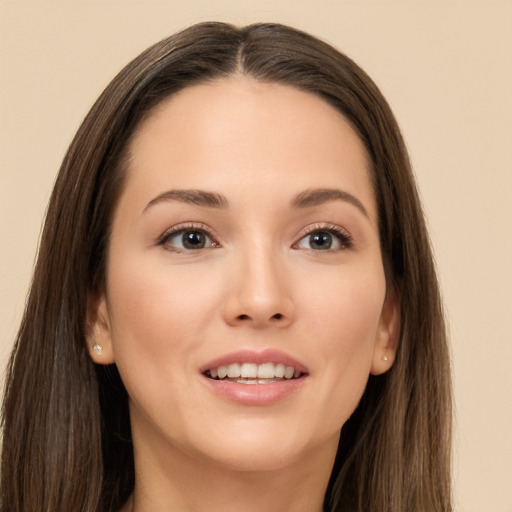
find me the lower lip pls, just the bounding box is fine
[201,375,307,406]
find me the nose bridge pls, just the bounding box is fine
[223,237,294,327]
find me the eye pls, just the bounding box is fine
[159,225,219,252]
[294,226,353,251]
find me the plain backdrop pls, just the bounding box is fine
[1,1,511,510]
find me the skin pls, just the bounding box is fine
[89,76,399,512]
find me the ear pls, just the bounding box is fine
[86,293,116,365]
[370,287,400,375]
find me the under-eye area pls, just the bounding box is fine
[204,362,307,384]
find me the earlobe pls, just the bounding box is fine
[86,293,116,365]
[370,287,400,375]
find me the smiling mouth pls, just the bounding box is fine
[204,362,306,385]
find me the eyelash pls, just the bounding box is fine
[293,223,353,251]
[157,222,220,253]
[157,222,353,253]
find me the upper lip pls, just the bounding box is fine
[200,348,309,374]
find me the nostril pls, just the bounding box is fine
[231,312,288,325]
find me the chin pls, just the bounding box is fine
[190,425,335,474]
[205,445,308,473]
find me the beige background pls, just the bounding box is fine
[1,1,511,510]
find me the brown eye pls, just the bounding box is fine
[161,229,217,251]
[295,227,352,251]
[181,231,207,249]
[308,232,333,250]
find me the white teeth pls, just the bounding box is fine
[236,378,279,385]
[275,363,285,378]
[208,362,302,380]
[257,362,275,379]
[227,363,241,378]
[240,363,258,378]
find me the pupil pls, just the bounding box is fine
[311,232,332,250]
[183,231,205,249]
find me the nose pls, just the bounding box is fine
[222,248,296,329]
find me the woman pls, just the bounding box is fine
[1,22,452,512]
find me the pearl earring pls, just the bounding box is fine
[93,344,103,354]
[382,354,389,361]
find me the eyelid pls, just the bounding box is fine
[157,222,221,251]
[292,223,353,250]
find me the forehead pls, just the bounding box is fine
[124,76,376,220]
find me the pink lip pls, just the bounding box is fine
[199,348,309,374]
[201,377,306,406]
[199,349,309,406]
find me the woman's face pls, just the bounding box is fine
[90,77,398,473]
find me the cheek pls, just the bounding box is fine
[299,264,385,426]
[105,255,222,380]
[315,289,382,381]
[103,256,230,443]
[302,261,385,349]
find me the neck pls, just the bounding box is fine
[124,425,338,512]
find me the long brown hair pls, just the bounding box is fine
[1,22,452,512]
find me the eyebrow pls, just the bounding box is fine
[144,189,228,211]
[291,188,369,217]
[144,187,368,217]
